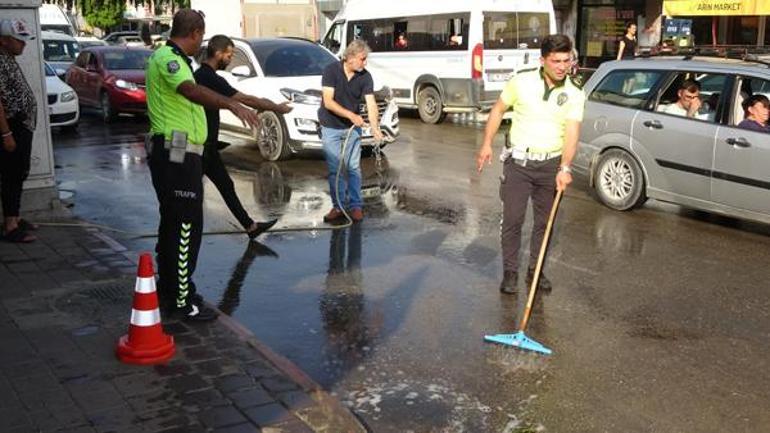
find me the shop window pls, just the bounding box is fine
[727,16,758,45]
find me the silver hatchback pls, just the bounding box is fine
[574,56,770,224]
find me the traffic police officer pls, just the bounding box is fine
[476,34,585,295]
[146,9,259,321]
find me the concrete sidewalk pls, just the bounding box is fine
[0,213,367,433]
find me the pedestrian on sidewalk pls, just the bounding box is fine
[146,9,259,322]
[318,39,383,224]
[194,34,291,239]
[476,34,585,295]
[0,19,38,243]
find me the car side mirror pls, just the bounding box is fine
[230,65,251,77]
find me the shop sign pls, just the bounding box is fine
[663,0,770,16]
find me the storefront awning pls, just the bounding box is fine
[663,0,770,16]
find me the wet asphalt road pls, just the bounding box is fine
[53,111,770,433]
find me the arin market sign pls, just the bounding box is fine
[663,0,770,15]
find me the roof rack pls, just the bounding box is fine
[636,46,770,68]
[685,47,770,68]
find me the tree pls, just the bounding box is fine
[80,0,125,31]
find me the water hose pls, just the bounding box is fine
[35,125,374,239]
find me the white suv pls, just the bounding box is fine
[205,37,400,161]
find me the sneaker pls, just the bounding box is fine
[323,208,345,222]
[173,303,219,322]
[350,208,364,222]
[526,268,552,293]
[499,270,517,295]
[247,218,278,240]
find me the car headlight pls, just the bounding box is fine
[60,91,77,102]
[115,79,138,90]
[280,88,321,105]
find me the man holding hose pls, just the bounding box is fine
[476,35,585,295]
[318,39,383,223]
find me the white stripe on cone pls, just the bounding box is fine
[130,309,161,327]
[134,276,156,294]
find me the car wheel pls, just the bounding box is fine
[593,149,647,211]
[417,86,447,124]
[100,92,116,123]
[256,111,291,161]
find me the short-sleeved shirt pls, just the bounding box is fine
[193,63,237,146]
[318,61,374,129]
[0,53,37,131]
[500,68,585,153]
[146,41,207,145]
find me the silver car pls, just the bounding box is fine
[574,56,770,224]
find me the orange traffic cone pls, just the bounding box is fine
[116,253,175,365]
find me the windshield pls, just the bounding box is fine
[103,50,151,70]
[483,12,549,49]
[44,63,56,77]
[251,42,337,77]
[43,39,79,62]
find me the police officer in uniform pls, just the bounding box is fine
[476,35,585,295]
[146,9,259,321]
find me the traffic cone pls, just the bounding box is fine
[116,253,175,365]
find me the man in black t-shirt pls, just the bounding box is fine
[318,39,383,223]
[194,35,291,239]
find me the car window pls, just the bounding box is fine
[75,51,88,68]
[732,76,770,127]
[588,70,664,108]
[103,50,151,70]
[655,72,728,123]
[252,43,337,77]
[323,21,344,54]
[43,39,80,62]
[225,48,255,75]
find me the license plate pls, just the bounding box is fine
[488,73,510,82]
[361,186,381,198]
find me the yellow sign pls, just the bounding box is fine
[663,0,770,16]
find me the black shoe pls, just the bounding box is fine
[526,268,552,293]
[173,303,219,322]
[499,270,517,295]
[247,219,278,240]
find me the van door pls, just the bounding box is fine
[481,11,546,94]
[322,21,345,57]
[711,76,770,216]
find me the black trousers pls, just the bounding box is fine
[203,145,253,229]
[148,140,203,310]
[0,118,33,218]
[500,157,559,273]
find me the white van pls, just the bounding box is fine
[320,0,556,124]
[39,4,75,36]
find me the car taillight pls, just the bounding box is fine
[472,43,483,80]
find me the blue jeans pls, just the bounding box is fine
[322,126,362,210]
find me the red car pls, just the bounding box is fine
[66,46,151,122]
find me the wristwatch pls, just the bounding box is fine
[558,165,572,174]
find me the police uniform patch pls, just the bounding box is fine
[167,60,180,74]
[557,92,569,106]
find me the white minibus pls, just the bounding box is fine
[321,0,556,123]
